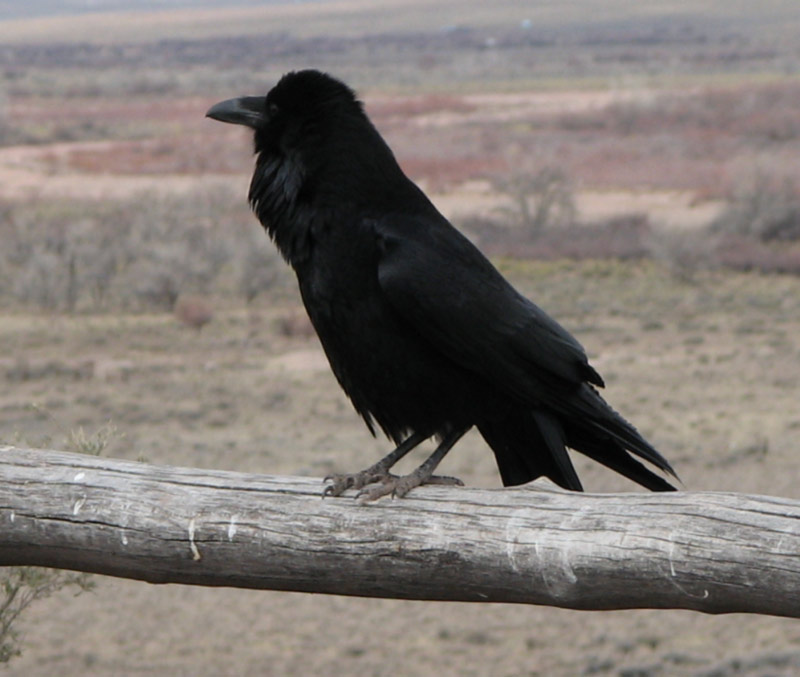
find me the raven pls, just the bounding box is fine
[207,70,677,500]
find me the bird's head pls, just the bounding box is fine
[206,69,366,165]
[206,69,418,260]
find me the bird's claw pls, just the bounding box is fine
[355,473,464,503]
[322,468,396,498]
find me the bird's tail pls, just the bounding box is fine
[568,383,678,490]
[478,403,677,492]
[478,410,584,491]
[565,425,677,491]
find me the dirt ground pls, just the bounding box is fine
[3,260,800,676]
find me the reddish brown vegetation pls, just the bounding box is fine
[174,296,214,331]
[467,213,651,261]
[548,83,800,195]
[34,81,800,203]
[4,80,800,306]
[715,237,800,276]
[398,154,506,192]
[275,310,315,339]
[367,94,476,120]
[65,133,245,175]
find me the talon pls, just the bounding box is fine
[357,484,393,504]
[353,471,464,502]
[322,473,355,498]
[322,467,397,498]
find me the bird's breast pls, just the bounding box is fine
[294,231,490,440]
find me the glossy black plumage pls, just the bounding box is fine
[207,69,677,497]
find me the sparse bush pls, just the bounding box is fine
[121,191,235,307]
[710,172,800,243]
[0,423,117,665]
[0,84,9,144]
[560,84,800,142]
[127,256,184,309]
[492,168,576,239]
[276,309,315,339]
[66,421,121,456]
[0,188,261,311]
[469,212,650,262]
[532,214,651,261]
[12,250,71,310]
[647,228,717,282]
[237,233,282,304]
[1,568,94,664]
[714,236,800,276]
[706,171,800,275]
[174,295,214,331]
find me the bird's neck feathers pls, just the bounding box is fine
[248,112,426,266]
[248,147,313,265]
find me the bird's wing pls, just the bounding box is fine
[374,213,603,402]
[374,213,675,478]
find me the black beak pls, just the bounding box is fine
[206,96,265,128]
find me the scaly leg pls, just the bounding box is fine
[323,431,428,497]
[356,428,468,502]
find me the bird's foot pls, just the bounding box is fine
[355,471,463,503]
[323,463,397,497]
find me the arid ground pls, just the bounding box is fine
[2,1,800,675]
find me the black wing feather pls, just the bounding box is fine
[375,213,677,486]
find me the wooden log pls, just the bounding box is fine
[1,445,799,617]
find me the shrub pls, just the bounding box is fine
[1,568,94,664]
[0,188,260,311]
[0,424,115,665]
[468,212,651,262]
[235,229,282,304]
[174,295,214,331]
[647,228,717,282]
[714,235,800,275]
[491,168,577,239]
[711,172,800,243]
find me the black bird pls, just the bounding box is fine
[207,70,677,500]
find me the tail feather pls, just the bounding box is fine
[531,410,583,490]
[557,384,678,479]
[478,413,582,491]
[566,427,676,492]
[479,402,675,492]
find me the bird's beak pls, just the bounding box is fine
[206,96,265,128]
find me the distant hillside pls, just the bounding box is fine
[0,0,297,22]
[1,0,799,47]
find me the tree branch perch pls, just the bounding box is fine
[1,445,799,617]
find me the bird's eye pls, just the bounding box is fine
[267,102,280,118]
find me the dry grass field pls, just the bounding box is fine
[2,1,800,675]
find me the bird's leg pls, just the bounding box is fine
[356,428,468,502]
[323,431,427,497]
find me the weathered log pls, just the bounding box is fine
[1,445,799,617]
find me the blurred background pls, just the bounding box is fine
[1,1,800,674]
